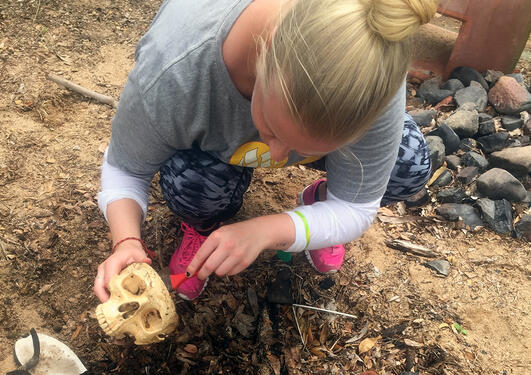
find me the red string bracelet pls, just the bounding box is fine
[112,237,157,259]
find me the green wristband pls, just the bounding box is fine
[294,210,310,250]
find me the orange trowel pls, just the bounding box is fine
[160,267,197,291]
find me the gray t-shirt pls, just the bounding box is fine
[108,0,405,203]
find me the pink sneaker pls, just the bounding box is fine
[298,179,345,274]
[169,223,208,300]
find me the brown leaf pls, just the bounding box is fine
[404,338,423,347]
[71,325,82,340]
[310,346,327,359]
[98,142,108,153]
[184,344,198,354]
[358,337,379,354]
[319,322,328,345]
[307,324,314,345]
[266,353,281,375]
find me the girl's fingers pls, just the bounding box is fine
[196,244,232,280]
[187,236,219,276]
[214,256,241,277]
[93,271,109,302]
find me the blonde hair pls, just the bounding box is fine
[257,0,437,142]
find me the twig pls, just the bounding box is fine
[33,0,42,23]
[385,239,438,258]
[0,240,7,260]
[46,73,117,108]
[291,305,306,348]
[292,303,358,319]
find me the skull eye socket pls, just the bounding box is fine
[143,308,163,331]
[121,274,147,295]
[118,302,140,319]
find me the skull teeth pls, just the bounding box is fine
[95,305,115,336]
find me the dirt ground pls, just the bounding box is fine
[0,1,529,374]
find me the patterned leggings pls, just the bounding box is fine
[159,113,431,228]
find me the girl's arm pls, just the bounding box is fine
[186,213,295,280]
[94,153,153,302]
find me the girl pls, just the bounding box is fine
[94,0,435,302]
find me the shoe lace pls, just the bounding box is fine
[179,223,205,263]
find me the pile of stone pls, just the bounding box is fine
[409,66,530,240]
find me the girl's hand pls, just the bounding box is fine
[187,214,295,280]
[93,243,152,302]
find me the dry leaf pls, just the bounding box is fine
[358,337,379,354]
[378,207,395,216]
[319,322,328,345]
[345,323,369,343]
[307,324,314,345]
[71,325,83,340]
[404,338,423,347]
[184,344,198,354]
[464,351,475,361]
[427,166,447,186]
[266,353,281,375]
[310,346,327,359]
[98,142,108,153]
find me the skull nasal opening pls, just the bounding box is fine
[118,302,140,319]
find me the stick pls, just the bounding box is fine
[385,239,438,258]
[46,74,117,108]
[33,0,42,23]
[292,303,358,319]
[0,240,7,261]
[291,305,306,348]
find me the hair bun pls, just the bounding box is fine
[364,0,437,41]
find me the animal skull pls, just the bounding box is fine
[95,263,178,345]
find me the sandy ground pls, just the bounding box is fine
[0,1,529,374]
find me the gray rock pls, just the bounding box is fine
[507,138,522,148]
[525,118,531,136]
[476,198,513,234]
[461,151,489,171]
[443,110,479,138]
[489,145,531,178]
[427,124,460,154]
[432,169,453,187]
[514,215,531,241]
[437,187,469,203]
[426,135,446,172]
[456,167,479,185]
[455,84,488,112]
[459,138,478,152]
[418,78,453,105]
[441,79,465,95]
[436,203,484,229]
[501,116,524,131]
[449,66,489,91]
[478,116,495,136]
[477,132,509,153]
[409,108,437,127]
[424,260,451,277]
[445,155,461,170]
[484,69,504,88]
[459,102,479,112]
[476,168,527,202]
[457,166,479,185]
